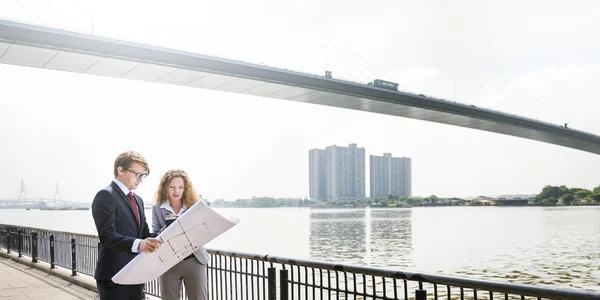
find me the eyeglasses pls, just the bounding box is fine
[123,168,148,179]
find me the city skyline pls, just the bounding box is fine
[2,1,600,203]
[310,145,413,201]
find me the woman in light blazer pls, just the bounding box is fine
[152,169,210,300]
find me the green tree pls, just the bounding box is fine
[537,186,561,200]
[536,185,564,204]
[425,195,440,205]
[561,193,575,205]
[407,197,423,206]
[573,188,592,200]
[541,198,558,206]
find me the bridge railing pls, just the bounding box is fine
[1,223,599,300]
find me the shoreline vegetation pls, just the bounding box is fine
[208,185,600,208]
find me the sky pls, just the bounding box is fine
[1,0,600,203]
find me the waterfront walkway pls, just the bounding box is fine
[0,255,97,299]
[0,249,161,299]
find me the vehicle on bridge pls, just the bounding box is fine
[368,79,399,91]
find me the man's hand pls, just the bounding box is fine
[138,237,162,253]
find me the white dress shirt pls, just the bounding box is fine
[160,201,188,216]
[112,178,142,253]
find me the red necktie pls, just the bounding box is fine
[127,192,140,225]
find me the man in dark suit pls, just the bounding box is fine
[92,151,162,300]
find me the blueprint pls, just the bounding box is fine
[112,201,239,284]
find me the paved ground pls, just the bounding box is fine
[0,256,98,299]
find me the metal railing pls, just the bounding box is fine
[1,224,599,300]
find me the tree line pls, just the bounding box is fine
[534,185,600,206]
[207,185,600,208]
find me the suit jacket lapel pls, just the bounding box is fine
[110,181,140,230]
[160,207,170,227]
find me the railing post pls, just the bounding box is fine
[31,231,38,263]
[6,229,11,254]
[280,269,289,300]
[71,236,77,276]
[49,234,55,269]
[415,282,427,300]
[268,267,276,300]
[17,229,22,258]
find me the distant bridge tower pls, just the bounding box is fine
[54,183,62,201]
[18,179,27,200]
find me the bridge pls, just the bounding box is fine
[0,199,90,209]
[1,20,600,154]
[0,180,88,209]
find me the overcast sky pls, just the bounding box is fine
[1,0,600,203]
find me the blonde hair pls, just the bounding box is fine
[113,151,150,177]
[155,169,198,208]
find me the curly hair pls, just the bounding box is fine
[155,169,198,208]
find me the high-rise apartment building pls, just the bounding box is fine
[308,149,326,201]
[309,144,365,201]
[370,153,411,199]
